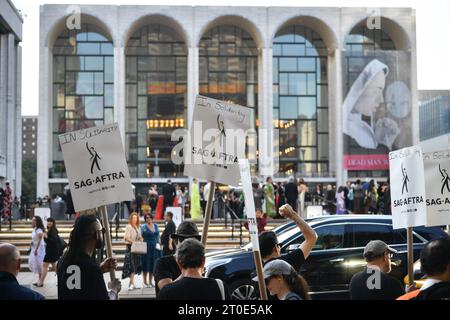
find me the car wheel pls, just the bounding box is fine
[229,278,258,300]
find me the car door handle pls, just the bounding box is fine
[329,258,344,264]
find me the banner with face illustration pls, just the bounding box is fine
[343,50,412,172]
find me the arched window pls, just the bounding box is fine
[199,25,258,170]
[273,25,329,177]
[51,23,114,178]
[125,24,187,178]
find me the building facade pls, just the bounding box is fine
[0,0,23,197]
[37,5,418,197]
[419,90,450,141]
[22,116,38,161]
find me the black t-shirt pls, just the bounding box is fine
[161,220,176,246]
[349,267,404,300]
[57,253,109,300]
[265,248,306,271]
[154,255,181,296]
[413,282,450,300]
[158,277,229,300]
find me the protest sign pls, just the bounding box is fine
[239,159,267,300]
[389,145,427,230]
[58,123,134,212]
[184,95,253,186]
[166,206,183,229]
[423,150,450,227]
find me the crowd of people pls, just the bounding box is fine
[0,201,449,300]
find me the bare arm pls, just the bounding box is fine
[279,204,317,259]
[35,231,44,255]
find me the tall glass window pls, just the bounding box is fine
[51,24,114,178]
[199,25,258,170]
[273,25,329,177]
[125,24,187,178]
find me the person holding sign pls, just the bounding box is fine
[57,215,120,300]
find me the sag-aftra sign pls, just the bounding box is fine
[59,123,134,212]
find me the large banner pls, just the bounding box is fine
[184,95,253,186]
[59,123,134,212]
[423,150,450,227]
[389,145,427,229]
[343,50,412,172]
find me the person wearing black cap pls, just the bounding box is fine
[349,240,404,300]
[154,221,201,296]
[57,215,121,300]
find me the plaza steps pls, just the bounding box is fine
[0,219,286,272]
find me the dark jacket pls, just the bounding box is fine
[413,282,450,300]
[162,184,176,203]
[0,271,45,300]
[284,183,299,203]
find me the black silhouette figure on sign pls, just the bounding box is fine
[86,142,101,174]
[401,163,409,194]
[439,164,450,195]
[216,114,226,146]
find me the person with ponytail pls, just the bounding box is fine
[256,259,311,300]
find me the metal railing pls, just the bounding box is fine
[223,199,244,246]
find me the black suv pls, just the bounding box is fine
[204,215,449,300]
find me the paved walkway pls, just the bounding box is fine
[17,271,156,300]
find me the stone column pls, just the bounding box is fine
[0,35,8,178]
[37,46,51,197]
[333,48,345,186]
[258,47,274,177]
[6,34,16,192]
[187,47,199,127]
[115,46,126,144]
[15,45,22,197]
[187,47,199,194]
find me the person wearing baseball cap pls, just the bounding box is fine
[154,221,201,296]
[253,259,311,300]
[349,240,404,300]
